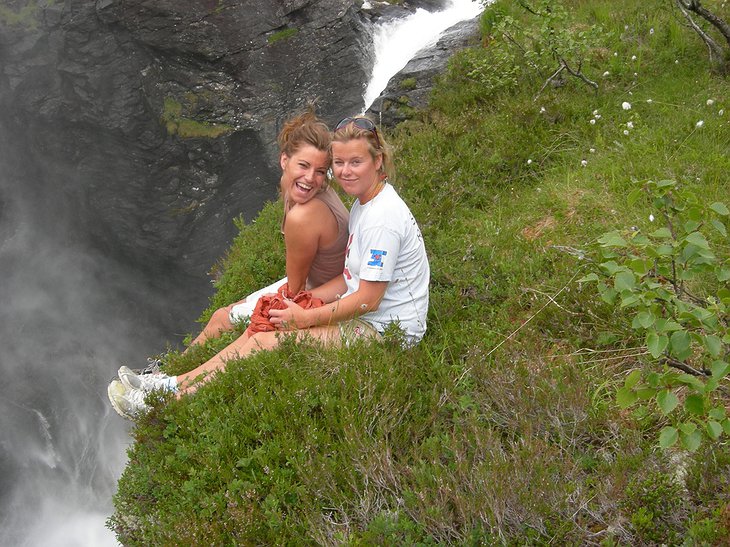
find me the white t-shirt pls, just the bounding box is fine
[343,183,430,343]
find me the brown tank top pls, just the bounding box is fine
[282,186,350,289]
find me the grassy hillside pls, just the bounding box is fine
[110,0,730,544]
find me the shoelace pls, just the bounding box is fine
[125,387,148,408]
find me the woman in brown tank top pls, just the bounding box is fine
[186,109,349,349]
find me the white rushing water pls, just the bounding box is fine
[363,0,485,109]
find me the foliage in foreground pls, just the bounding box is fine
[111,0,730,543]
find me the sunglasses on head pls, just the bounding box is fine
[335,117,381,149]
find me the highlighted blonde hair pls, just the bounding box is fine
[332,115,395,182]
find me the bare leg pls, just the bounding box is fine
[185,302,239,352]
[177,326,341,395]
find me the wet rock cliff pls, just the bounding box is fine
[0,0,462,286]
[0,0,369,282]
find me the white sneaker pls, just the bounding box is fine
[118,365,174,393]
[107,380,148,420]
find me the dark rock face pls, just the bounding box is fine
[0,0,374,282]
[367,16,482,127]
[0,0,471,288]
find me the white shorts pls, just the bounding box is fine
[229,277,287,324]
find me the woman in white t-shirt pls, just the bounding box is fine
[110,116,429,415]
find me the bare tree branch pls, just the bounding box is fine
[662,356,711,377]
[674,0,730,69]
[679,0,730,48]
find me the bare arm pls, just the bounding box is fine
[270,279,388,329]
[283,202,324,294]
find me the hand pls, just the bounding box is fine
[269,299,307,330]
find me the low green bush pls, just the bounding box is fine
[111,0,730,542]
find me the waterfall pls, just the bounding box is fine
[363,0,485,110]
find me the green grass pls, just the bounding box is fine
[161,96,234,139]
[267,27,299,45]
[111,0,730,543]
[0,0,54,29]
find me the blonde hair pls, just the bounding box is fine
[332,116,395,182]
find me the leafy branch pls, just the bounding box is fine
[580,179,730,451]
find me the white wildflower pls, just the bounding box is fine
[593,109,599,116]
[589,148,596,153]
[646,99,653,103]
[614,52,618,57]
[707,99,715,106]
[625,25,629,30]
[527,159,533,165]
[622,101,632,110]
[590,119,596,125]
[595,114,602,119]
[675,59,679,64]
[650,28,654,34]
[603,71,610,77]
[627,121,634,129]
[581,159,588,167]
[696,120,704,128]
[540,106,546,113]
[719,109,725,116]
[631,55,637,61]
[649,214,655,222]
[623,129,630,135]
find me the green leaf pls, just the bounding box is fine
[684,394,705,415]
[706,420,723,440]
[711,360,730,379]
[633,311,655,329]
[684,231,710,250]
[656,179,676,189]
[718,266,730,282]
[656,390,679,415]
[616,387,638,409]
[723,419,730,435]
[684,219,702,233]
[669,330,692,360]
[656,244,673,256]
[646,331,668,358]
[681,429,703,452]
[650,227,672,239]
[620,292,640,308]
[710,202,730,216]
[598,231,628,248]
[600,287,618,305]
[658,426,678,448]
[703,335,723,358]
[627,188,643,206]
[625,369,642,389]
[599,261,621,275]
[614,271,635,291]
[676,374,705,389]
[655,319,683,333]
[711,219,727,237]
[628,258,652,275]
[708,407,727,421]
[577,272,599,283]
[637,387,656,401]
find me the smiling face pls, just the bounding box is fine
[331,138,383,203]
[280,144,330,205]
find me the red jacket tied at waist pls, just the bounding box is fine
[245,283,324,335]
